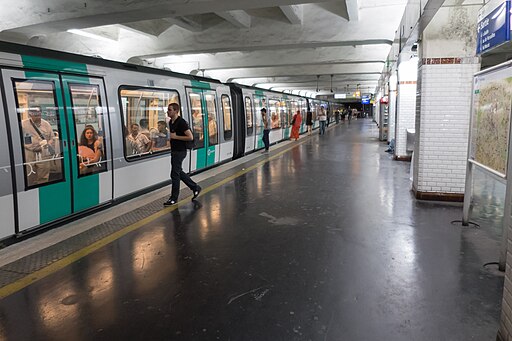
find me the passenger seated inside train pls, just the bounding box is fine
[271,112,279,129]
[151,120,170,151]
[127,123,151,155]
[208,114,218,145]
[78,126,103,175]
[192,110,204,142]
[139,118,154,140]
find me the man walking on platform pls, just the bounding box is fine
[164,103,201,206]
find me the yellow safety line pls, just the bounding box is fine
[0,138,309,299]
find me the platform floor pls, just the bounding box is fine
[0,119,504,341]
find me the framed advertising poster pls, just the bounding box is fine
[470,64,512,177]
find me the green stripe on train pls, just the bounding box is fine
[207,146,215,165]
[191,80,211,90]
[22,56,89,75]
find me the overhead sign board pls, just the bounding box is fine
[477,0,510,55]
[334,93,347,99]
[362,95,370,104]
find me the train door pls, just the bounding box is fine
[268,98,281,144]
[244,96,255,152]
[218,93,234,161]
[299,99,307,134]
[61,76,112,212]
[0,82,15,239]
[253,94,266,150]
[2,69,72,232]
[187,88,219,171]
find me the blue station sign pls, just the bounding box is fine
[477,0,511,55]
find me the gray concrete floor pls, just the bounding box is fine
[0,119,504,341]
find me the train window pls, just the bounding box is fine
[290,100,298,125]
[188,93,205,149]
[253,95,266,135]
[204,93,218,146]
[13,79,64,189]
[300,100,306,122]
[119,87,179,158]
[269,99,281,130]
[244,97,254,136]
[68,84,107,177]
[221,95,232,140]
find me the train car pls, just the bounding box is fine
[229,84,309,155]
[0,41,322,243]
[0,41,240,241]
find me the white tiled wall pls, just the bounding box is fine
[413,62,479,194]
[396,83,417,157]
[396,58,418,158]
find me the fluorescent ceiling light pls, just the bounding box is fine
[67,29,117,43]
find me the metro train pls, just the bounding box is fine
[0,41,339,243]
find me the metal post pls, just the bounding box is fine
[462,162,472,226]
[499,99,512,271]
[501,170,511,271]
[462,77,476,226]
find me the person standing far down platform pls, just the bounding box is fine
[290,110,302,141]
[318,107,327,135]
[164,103,201,206]
[306,110,313,135]
[261,108,270,153]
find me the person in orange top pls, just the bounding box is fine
[290,110,302,141]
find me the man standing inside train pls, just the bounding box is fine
[164,103,201,206]
[22,107,55,186]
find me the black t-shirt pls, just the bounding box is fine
[169,116,190,151]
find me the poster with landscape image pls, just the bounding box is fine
[471,67,512,176]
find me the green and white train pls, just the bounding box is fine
[0,41,336,243]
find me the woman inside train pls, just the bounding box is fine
[78,126,103,175]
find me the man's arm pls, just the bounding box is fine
[170,129,193,141]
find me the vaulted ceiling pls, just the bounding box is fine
[0,0,409,97]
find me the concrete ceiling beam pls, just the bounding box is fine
[139,39,393,58]
[207,64,383,82]
[279,5,303,25]
[194,60,385,72]
[119,20,173,38]
[163,16,203,32]
[215,10,251,28]
[346,0,359,21]
[254,82,378,89]
[228,72,381,81]
[0,0,332,32]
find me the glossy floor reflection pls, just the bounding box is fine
[0,119,504,340]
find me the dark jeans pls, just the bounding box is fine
[263,129,270,150]
[319,121,326,135]
[170,150,197,200]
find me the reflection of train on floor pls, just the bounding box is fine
[0,41,340,242]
